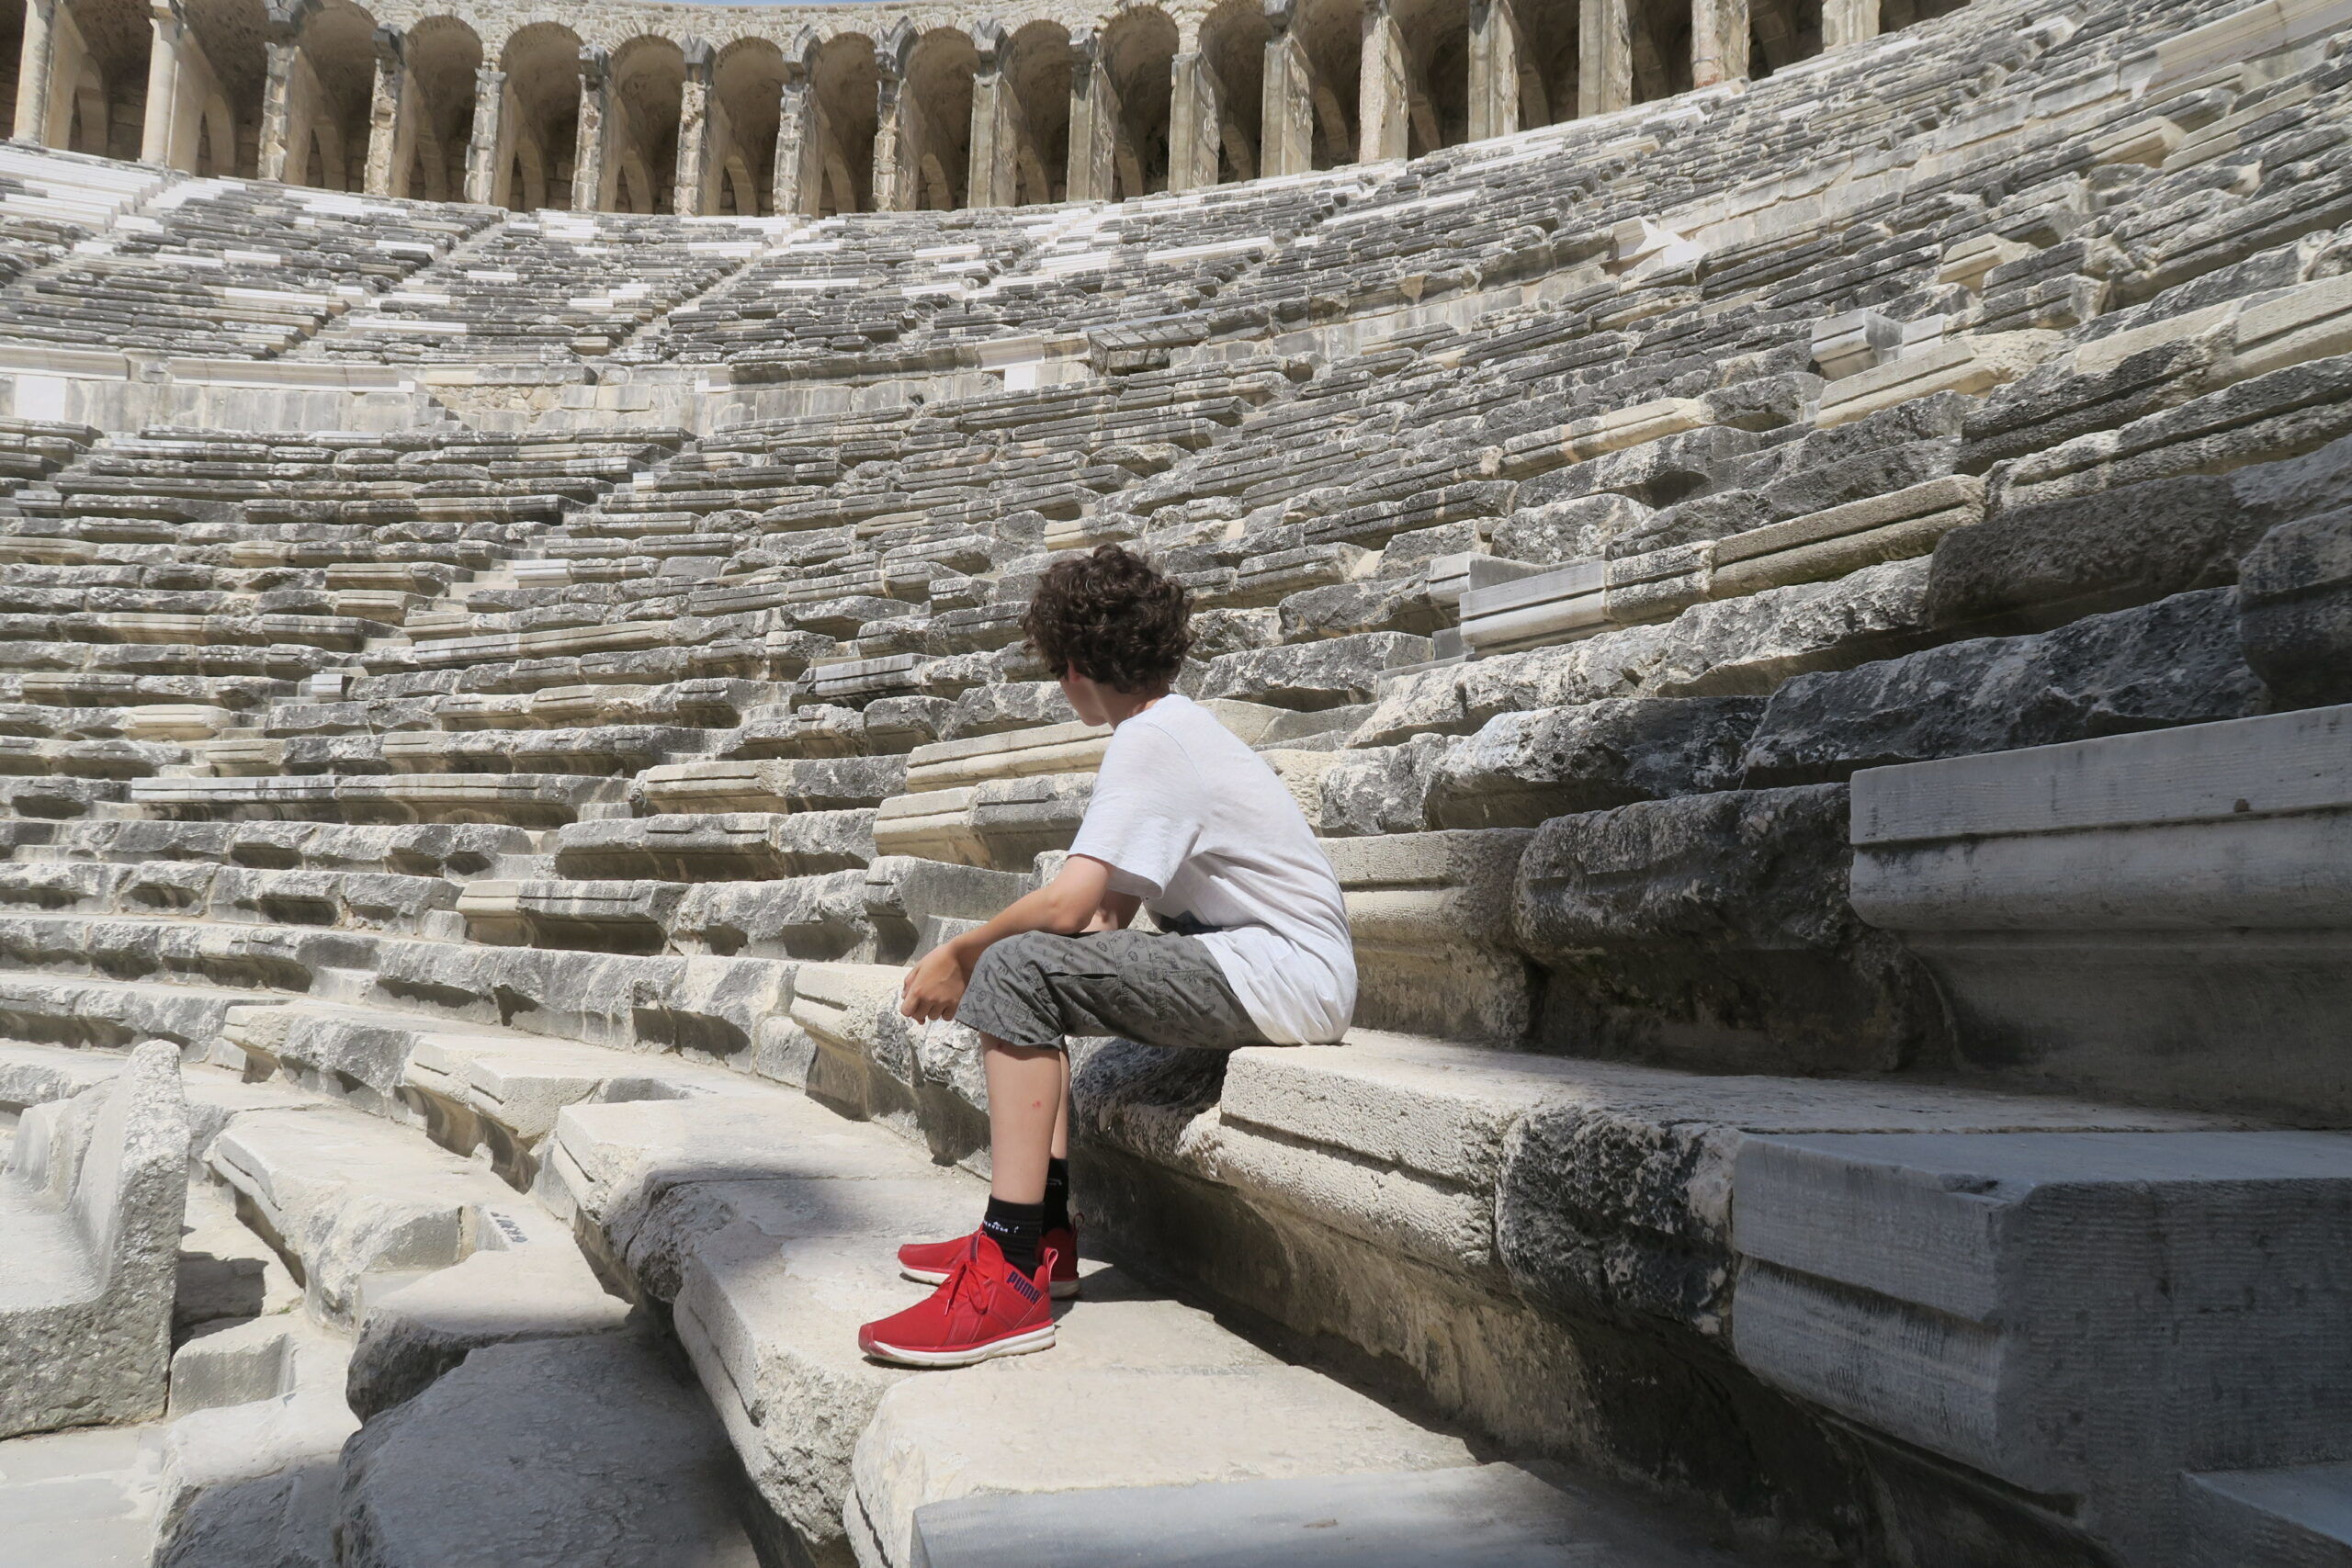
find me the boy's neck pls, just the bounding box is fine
[1102,686,1171,727]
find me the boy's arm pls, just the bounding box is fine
[899,856,1125,1021]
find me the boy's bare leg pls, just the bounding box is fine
[1052,1050,1071,1163]
[984,1034,1062,1204]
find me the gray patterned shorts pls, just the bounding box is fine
[955,929,1272,1052]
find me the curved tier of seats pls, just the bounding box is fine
[3,0,2352,1565]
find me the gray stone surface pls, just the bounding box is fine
[1512,786,1950,1074]
[1849,704,2352,1119]
[334,1334,758,1568]
[1426,697,1764,829]
[2239,507,2352,709]
[1739,589,2265,784]
[906,1463,1743,1568]
[0,1041,187,1440]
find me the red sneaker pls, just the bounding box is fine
[859,1235,1059,1368]
[899,1224,1080,1298]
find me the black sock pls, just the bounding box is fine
[1044,1157,1072,1235]
[980,1196,1044,1275]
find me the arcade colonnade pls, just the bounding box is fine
[0,0,1962,216]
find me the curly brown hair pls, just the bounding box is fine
[1020,544,1192,693]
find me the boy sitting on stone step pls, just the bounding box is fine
[856,543,1357,1368]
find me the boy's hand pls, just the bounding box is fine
[899,944,970,1022]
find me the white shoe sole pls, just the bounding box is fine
[863,1323,1057,1368]
[903,1265,1080,1298]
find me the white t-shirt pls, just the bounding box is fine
[1067,694,1357,1044]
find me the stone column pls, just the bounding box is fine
[1065,27,1119,203]
[1578,0,1632,117]
[257,32,299,181]
[14,0,55,144]
[967,23,1021,208]
[772,62,824,216]
[571,45,611,213]
[673,37,715,214]
[1167,47,1220,190]
[363,25,412,196]
[1357,0,1408,163]
[464,64,504,205]
[1261,0,1315,177]
[1690,0,1750,85]
[1467,0,1521,141]
[871,56,910,210]
[140,0,187,165]
[1822,0,1880,48]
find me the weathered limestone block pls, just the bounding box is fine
[1317,733,1453,838]
[1741,589,2265,784]
[2238,507,2352,709]
[553,811,876,881]
[1489,493,1654,565]
[1711,477,1988,599]
[345,1242,629,1421]
[458,880,684,955]
[872,773,1094,870]
[672,873,877,962]
[206,1104,521,1324]
[1926,475,2270,632]
[1639,558,1935,698]
[1733,1129,2352,1568]
[1815,333,2064,428]
[1327,830,1535,1044]
[903,720,1111,794]
[0,1041,187,1439]
[335,1333,759,1568]
[152,1318,356,1568]
[1195,633,1434,710]
[1849,704,2352,1118]
[1512,786,1950,1074]
[638,756,907,815]
[1425,697,1765,829]
[1351,621,1675,748]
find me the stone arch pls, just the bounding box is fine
[888,25,973,210]
[1512,0,1575,127]
[1295,0,1360,166]
[0,0,25,134]
[399,16,479,200]
[602,33,683,213]
[1393,0,1468,154]
[1750,0,1823,73]
[1192,0,1262,184]
[808,29,876,215]
[179,0,265,174]
[709,36,783,214]
[281,0,378,190]
[1100,6,1173,198]
[1000,19,1070,205]
[51,0,148,159]
[496,20,581,209]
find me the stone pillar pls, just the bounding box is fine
[1066,27,1119,203]
[1823,0,1880,48]
[871,55,911,210]
[1467,0,1521,141]
[464,64,503,205]
[1261,0,1315,177]
[673,37,715,214]
[257,33,299,181]
[571,45,612,213]
[1578,0,1633,117]
[140,0,187,165]
[1690,0,1751,85]
[1357,0,1408,163]
[1167,48,1220,190]
[14,0,55,144]
[363,24,412,196]
[967,23,1021,208]
[772,62,824,216]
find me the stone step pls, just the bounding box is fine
[2186,1461,2352,1568]
[334,1333,759,1568]
[540,1072,1484,1568]
[902,1462,1745,1568]
[1732,1129,2352,1568]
